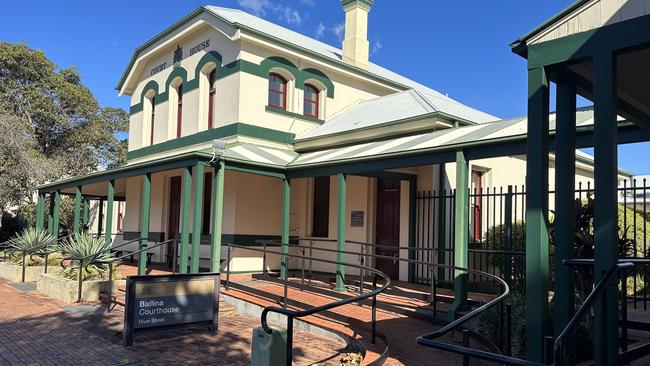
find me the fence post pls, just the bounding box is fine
[77,259,84,302]
[504,185,513,287]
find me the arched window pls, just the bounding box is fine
[268,73,287,110]
[175,83,183,138]
[304,84,320,118]
[148,94,156,146]
[208,69,216,129]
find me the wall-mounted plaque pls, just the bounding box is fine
[351,211,365,227]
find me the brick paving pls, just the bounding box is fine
[0,278,348,366]
[223,274,492,366]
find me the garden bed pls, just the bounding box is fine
[37,273,124,303]
[0,262,49,282]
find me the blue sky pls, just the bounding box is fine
[1,0,647,174]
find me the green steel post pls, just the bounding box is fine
[281,178,290,280]
[82,198,90,232]
[437,163,446,281]
[180,166,192,273]
[554,79,577,365]
[525,66,551,362]
[191,163,205,273]
[593,49,619,366]
[73,186,83,233]
[139,173,151,275]
[47,193,55,234]
[35,192,46,231]
[52,191,61,239]
[210,161,225,272]
[335,173,347,292]
[448,150,468,320]
[105,180,115,247]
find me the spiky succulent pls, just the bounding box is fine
[59,233,117,280]
[9,228,57,255]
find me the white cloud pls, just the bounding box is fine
[333,22,345,42]
[283,7,303,25]
[237,0,273,16]
[315,22,326,39]
[371,39,383,55]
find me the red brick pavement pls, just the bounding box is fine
[0,278,348,366]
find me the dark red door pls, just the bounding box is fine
[166,176,182,266]
[375,178,400,279]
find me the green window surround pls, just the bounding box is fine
[265,105,324,124]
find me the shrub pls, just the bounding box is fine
[58,234,120,281]
[7,228,57,266]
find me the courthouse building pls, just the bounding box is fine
[36,1,631,284]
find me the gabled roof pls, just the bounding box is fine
[297,89,498,141]
[117,6,497,124]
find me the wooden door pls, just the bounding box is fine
[375,178,401,279]
[166,176,182,266]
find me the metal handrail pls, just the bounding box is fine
[222,242,391,366]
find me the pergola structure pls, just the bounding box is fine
[511,1,650,364]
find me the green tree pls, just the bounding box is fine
[0,42,127,230]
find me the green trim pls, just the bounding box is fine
[510,0,588,54]
[298,68,335,98]
[448,150,468,321]
[122,231,166,242]
[126,123,295,161]
[191,163,205,273]
[341,0,374,11]
[180,166,192,274]
[335,173,347,292]
[265,105,324,124]
[47,194,54,234]
[194,50,223,82]
[225,163,286,179]
[260,56,299,80]
[105,180,115,246]
[210,160,225,272]
[139,173,152,275]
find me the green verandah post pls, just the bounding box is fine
[593,49,619,366]
[554,78,577,365]
[73,186,83,233]
[47,193,55,234]
[191,163,205,274]
[335,173,347,292]
[139,173,151,275]
[525,66,551,362]
[448,150,468,320]
[52,191,61,239]
[105,180,115,247]
[280,178,290,280]
[35,191,46,231]
[180,166,192,274]
[210,160,225,273]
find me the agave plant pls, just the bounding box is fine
[59,233,118,281]
[8,228,57,266]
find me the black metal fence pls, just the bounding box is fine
[414,179,650,304]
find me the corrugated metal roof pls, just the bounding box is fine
[289,107,601,167]
[297,89,498,141]
[221,142,297,167]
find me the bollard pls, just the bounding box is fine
[250,326,287,366]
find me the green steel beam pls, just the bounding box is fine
[73,186,83,233]
[280,178,290,280]
[139,173,151,275]
[335,173,347,292]
[593,49,619,366]
[35,192,46,231]
[525,66,551,363]
[554,79,577,365]
[448,150,468,320]
[211,161,225,272]
[191,163,205,273]
[52,191,61,239]
[105,180,115,246]
[47,193,54,234]
[180,166,192,273]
